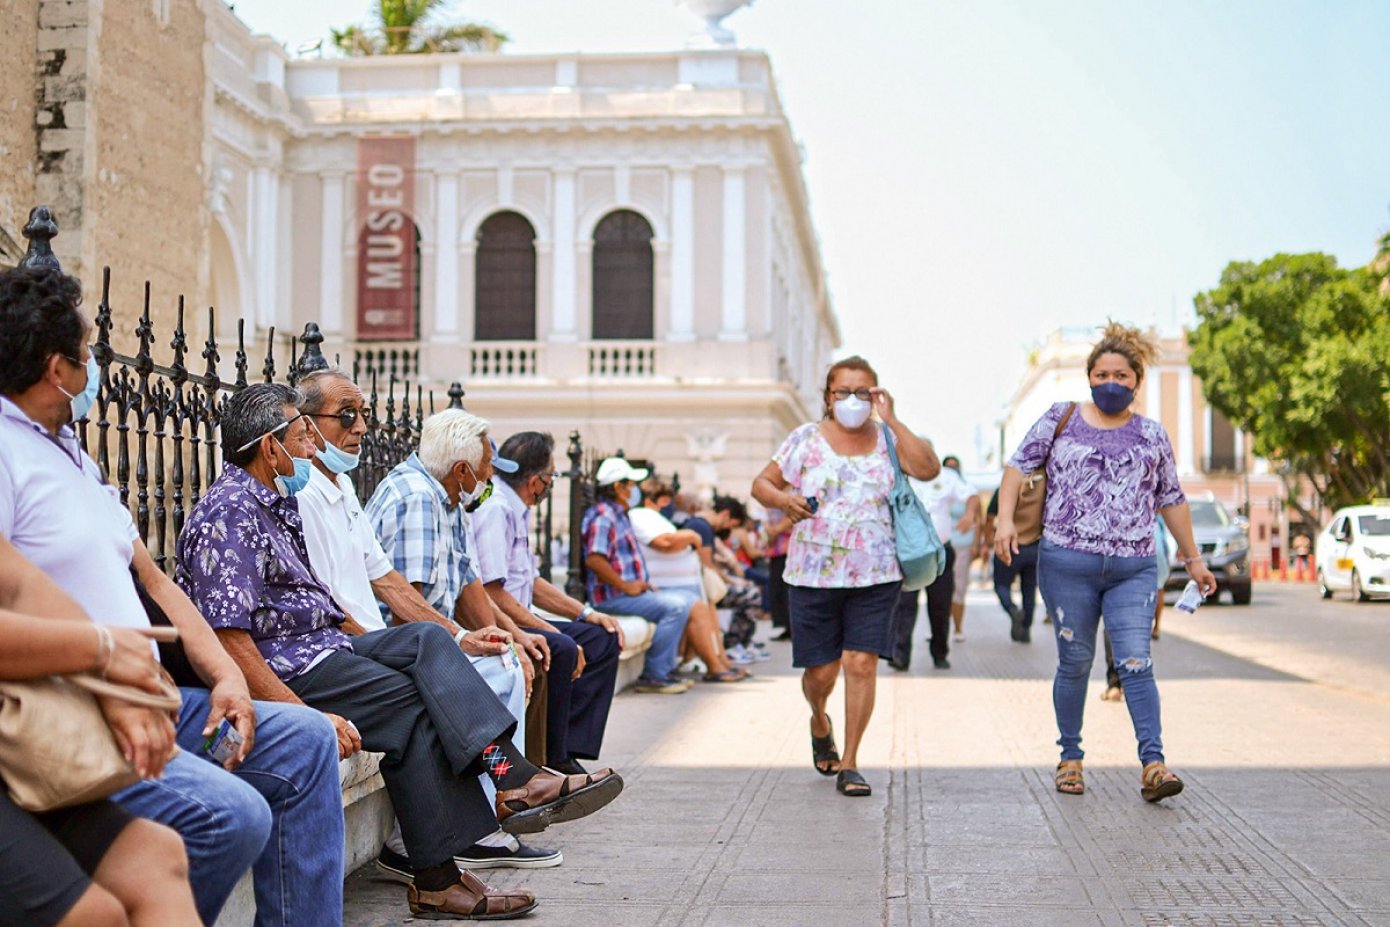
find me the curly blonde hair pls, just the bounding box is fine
[1087,321,1160,384]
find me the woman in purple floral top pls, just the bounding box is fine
[752,356,939,798]
[995,323,1216,804]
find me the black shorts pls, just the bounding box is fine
[0,791,135,927]
[788,581,902,668]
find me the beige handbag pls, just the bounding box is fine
[701,566,730,605]
[1013,403,1077,546]
[0,630,183,812]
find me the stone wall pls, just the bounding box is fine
[0,0,40,266]
[86,0,208,351]
[2,0,209,351]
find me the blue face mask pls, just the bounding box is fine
[58,355,100,422]
[316,439,360,474]
[273,440,314,497]
[1091,381,1135,415]
[628,484,642,507]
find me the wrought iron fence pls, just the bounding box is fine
[17,205,591,582]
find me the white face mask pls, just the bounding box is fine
[833,395,872,429]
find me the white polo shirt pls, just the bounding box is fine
[628,506,703,590]
[910,467,975,545]
[296,464,392,631]
[0,397,153,633]
[470,479,537,610]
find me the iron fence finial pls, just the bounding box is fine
[296,322,329,379]
[448,381,465,409]
[20,206,61,270]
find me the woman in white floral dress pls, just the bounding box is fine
[751,356,938,797]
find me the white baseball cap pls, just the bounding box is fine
[595,457,649,486]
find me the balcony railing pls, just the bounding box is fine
[470,343,541,378]
[588,342,658,378]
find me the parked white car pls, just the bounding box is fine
[1317,504,1390,601]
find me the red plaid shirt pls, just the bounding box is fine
[581,499,649,604]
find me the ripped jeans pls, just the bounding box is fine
[1037,539,1163,765]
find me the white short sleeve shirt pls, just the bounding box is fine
[910,467,975,543]
[627,506,703,590]
[0,397,154,633]
[296,465,392,632]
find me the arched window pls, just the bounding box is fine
[591,209,654,340]
[474,211,537,341]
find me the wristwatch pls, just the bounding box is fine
[579,605,596,621]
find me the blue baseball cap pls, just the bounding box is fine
[490,438,519,474]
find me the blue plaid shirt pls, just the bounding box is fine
[364,452,478,623]
[580,499,649,605]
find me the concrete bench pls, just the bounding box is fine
[216,613,652,925]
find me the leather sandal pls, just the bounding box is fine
[1055,760,1084,795]
[496,767,624,835]
[407,870,537,920]
[836,768,872,797]
[810,718,840,776]
[1140,762,1184,803]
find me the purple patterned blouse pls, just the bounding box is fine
[1007,402,1186,558]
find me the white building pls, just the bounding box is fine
[206,4,839,499]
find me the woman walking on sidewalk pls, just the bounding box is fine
[994,323,1216,803]
[752,356,938,797]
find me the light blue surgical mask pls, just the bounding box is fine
[316,438,360,474]
[628,484,642,507]
[273,440,313,497]
[57,354,100,422]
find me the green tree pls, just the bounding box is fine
[1189,253,1390,516]
[332,0,509,56]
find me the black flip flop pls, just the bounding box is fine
[836,769,871,797]
[810,719,840,776]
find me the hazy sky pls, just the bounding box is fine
[232,0,1390,464]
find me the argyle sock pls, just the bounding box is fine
[480,738,540,790]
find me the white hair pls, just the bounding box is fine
[418,409,490,481]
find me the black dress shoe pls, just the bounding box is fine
[1009,606,1025,642]
[887,658,910,672]
[553,757,588,775]
[1020,627,1032,643]
[933,657,951,670]
[772,628,793,641]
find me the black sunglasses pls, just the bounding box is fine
[310,408,363,429]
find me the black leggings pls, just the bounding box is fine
[0,791,134,927]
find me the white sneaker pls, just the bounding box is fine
[726,644,755,665]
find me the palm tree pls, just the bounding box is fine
[331,0,509,56]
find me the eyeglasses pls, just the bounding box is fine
[235,413,307,453]
[309,408,363,430]
[830,388,873,401]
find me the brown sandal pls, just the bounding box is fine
[1141,761,1184,803]
[1055,760,1084,795]
[496,767,624,835]
[407,870,537,919]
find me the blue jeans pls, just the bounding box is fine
[1037,539,1164,765]
[596,589,695,681]
[113,689,343,926]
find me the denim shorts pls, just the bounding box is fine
[788,581,902,668]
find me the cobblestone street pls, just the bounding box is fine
[345,583,1390,926]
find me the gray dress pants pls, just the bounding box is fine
[287,622,517,869]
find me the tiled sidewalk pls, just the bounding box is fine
[344,587,1390,926]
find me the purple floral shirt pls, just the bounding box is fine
[177,463,352,680]
[1007,402,1186,558]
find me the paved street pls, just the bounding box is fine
[344,582,1390,926]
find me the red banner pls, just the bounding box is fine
[355,136,417,340]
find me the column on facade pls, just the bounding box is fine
[252,165,279,330]
[1145,366,1162,422]
[719,164,746,341]
[318,172,345,336]
[550,168,577,341]
[669,166,695,341]
[1177,368,1195,474]
[434,171,460,340]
